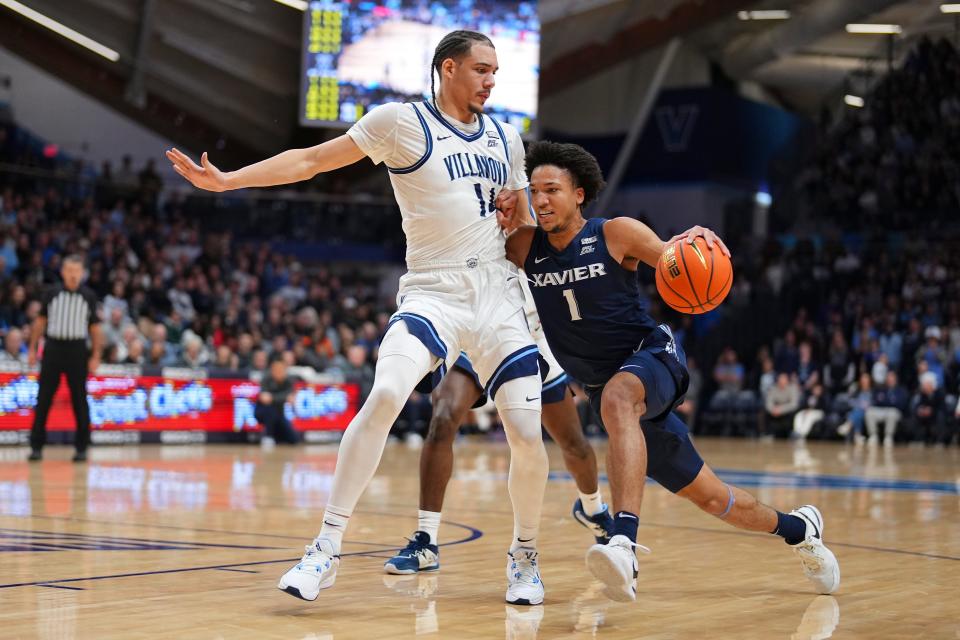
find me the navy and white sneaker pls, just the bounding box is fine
[277,537,340,601]
[586,535,650,603]
[573,499,616,545]
[789,505,840,594]
[505,548,544,605]
[384,531,440,575]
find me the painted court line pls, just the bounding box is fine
[0,556,306,590]
[0,528,280,551]
[36,584,85,591]
[0,520,482,591]
[13,508,482,546]
[212,567,260,574]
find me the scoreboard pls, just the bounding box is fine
[302,4,343,123]
[299,0,540,133]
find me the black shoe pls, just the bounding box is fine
[72,450,87,463]
[28,449,42,462]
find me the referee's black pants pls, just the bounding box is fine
[30,340,90,452]
[254,403,299,444]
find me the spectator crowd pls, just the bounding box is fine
[780,37,960,232]
[2,37,959,448]
[695,38,960,447]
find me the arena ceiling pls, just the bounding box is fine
[0,0,952,161]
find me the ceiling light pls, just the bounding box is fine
[845,24,902,34]
[844,94,865,108]
[273,0,307,10]
[0,0,119,61]
[941,4,960,13]
[737,10,791,20]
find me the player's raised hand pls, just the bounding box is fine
[668,225,731,257]
[166,148,229,192]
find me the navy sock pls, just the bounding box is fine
[772,511,807,545]
[613,511,639,543]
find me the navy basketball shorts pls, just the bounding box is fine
[450,352,570,409]
[587,337,704,493]
[640,413,705,493]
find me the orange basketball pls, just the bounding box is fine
[655,237,733,314]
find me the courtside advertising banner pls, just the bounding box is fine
[0,373,358,434]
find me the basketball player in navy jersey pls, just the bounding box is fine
[503,141,840,602]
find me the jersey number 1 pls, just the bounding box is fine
[562,289,582,321]
[474,184,496,217]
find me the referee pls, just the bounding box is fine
[27,255,102,462]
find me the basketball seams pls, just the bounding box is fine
[706,267,732,305]
[656,252,696,308]
[677,241,705,312]
[705,239,716,300]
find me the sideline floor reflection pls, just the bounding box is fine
[792,596,840,640]
[382,573,440,635]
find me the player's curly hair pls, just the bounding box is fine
[525,141,607,207]
[430,30,494,109]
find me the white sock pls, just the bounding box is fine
[579,490,605,516]
[511,536,537,553]
[418,509,442,545]
[318,504,351,553]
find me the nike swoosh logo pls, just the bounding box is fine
[525,396,539,402]
[796,511,821,539]
[437,135,452,141]
[534,257,548,264]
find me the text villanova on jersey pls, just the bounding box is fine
[442,152,509,185]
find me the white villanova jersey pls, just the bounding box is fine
[347,101,527,270]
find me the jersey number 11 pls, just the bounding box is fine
[474,184,496,217]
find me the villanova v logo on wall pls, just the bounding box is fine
[655,104,699,152]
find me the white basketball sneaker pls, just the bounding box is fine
[585,535,650,603]
[789,505,840,595]
[277,537,340,601]
[505,548,544,605]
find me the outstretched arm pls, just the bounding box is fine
[604,217,669,269]
[165,135,366,192]
[605,218,729,269]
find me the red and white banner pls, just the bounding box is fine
[0,373,358,433]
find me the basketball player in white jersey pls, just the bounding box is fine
[167,30,548,605]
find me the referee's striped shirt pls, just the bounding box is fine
[41,285,99,341]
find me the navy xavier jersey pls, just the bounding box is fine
[522,217,658,386]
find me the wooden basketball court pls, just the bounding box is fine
[1,438,957,639]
